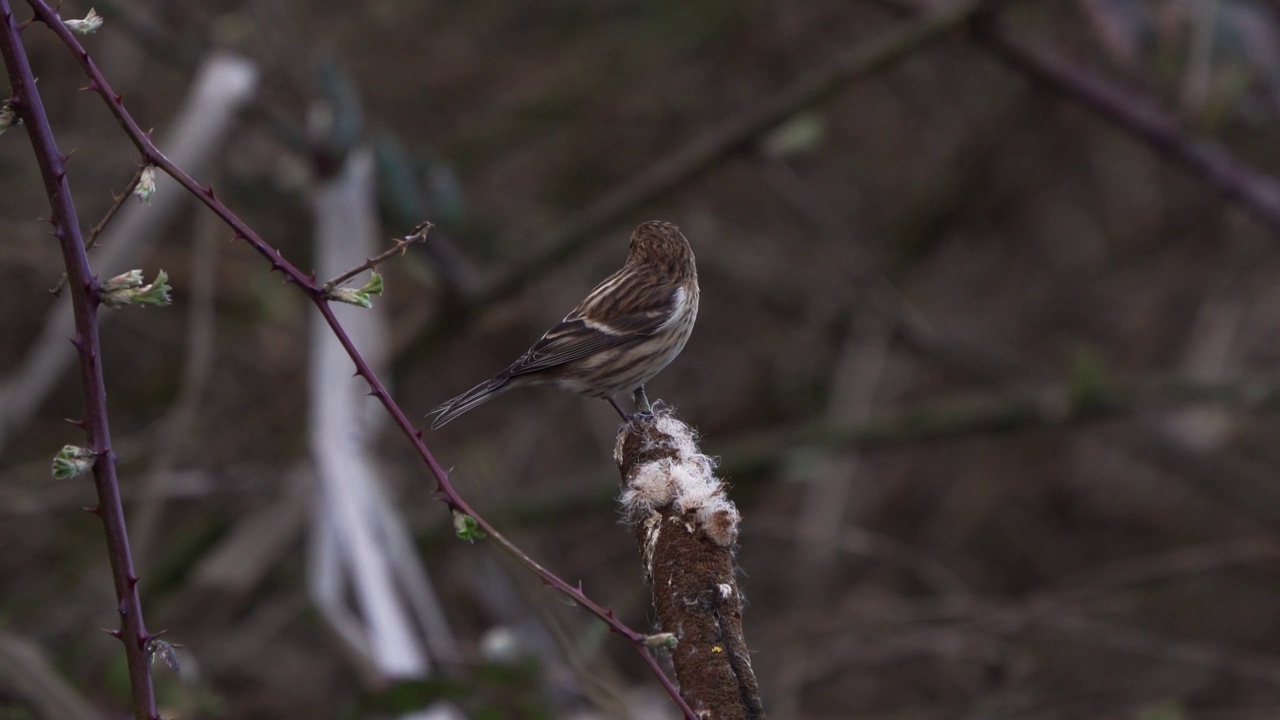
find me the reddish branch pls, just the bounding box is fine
[0,3,159,719]
[16,0,696,716]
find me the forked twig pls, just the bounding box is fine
[89,163,147,243]
[321,221,432,291]
[50,161,147,294]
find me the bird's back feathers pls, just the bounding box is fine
[429,220,698,427]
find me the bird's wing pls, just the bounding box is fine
[505,278,684,377]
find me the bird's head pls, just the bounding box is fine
[627,220,695,276]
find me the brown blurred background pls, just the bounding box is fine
[4,0,1280,718]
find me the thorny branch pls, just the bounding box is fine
[0,3,159,719]
[321,221,433,291]
[88,162,148,248]
[19,1,697,716]
[49,162,147,294]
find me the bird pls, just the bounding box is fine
[430,220,699,428]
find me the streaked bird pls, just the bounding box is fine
[430,220,699,427]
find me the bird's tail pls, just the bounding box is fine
[429,375,517,428]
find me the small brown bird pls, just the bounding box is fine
[430,220,699,428]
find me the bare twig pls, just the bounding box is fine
[968,13,1280,231]
[88,162,147,247]
[1051,536,1280,595]
[24,1,695,715]
[49,162,147,295]
[751,137,1280,530]
[321,221,433,291]
[987,603,1280,687]
[0,3,158,718]
[416,0,992,345]
[720,371,1280,476]
[751,520,972,598]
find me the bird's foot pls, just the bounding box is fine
[633,386,653,414]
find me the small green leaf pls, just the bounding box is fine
[100,269,171,308]
[52,445,95,479]
[453,510,486,542]
[133,165,157,204]
[327,271,384,309]
[64,8,103,34]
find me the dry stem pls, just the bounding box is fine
[616,411,764,719]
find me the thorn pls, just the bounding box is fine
[54,168,65,182]
[203,184,215,198]
[102,627,122,639]
[69,335,83,351]
[84,505,100,515]
[112,93,122,104]
[127,574,139,589]
[414,429,424,439]
[117,600,128,616]
[66,417,87,429]
[81,80,99,93]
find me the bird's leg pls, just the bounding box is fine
[633,386,652,414]
[606,396,630,421]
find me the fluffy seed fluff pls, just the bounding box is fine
[617,409,740,547]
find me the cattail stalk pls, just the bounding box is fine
[616,410,765,719]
